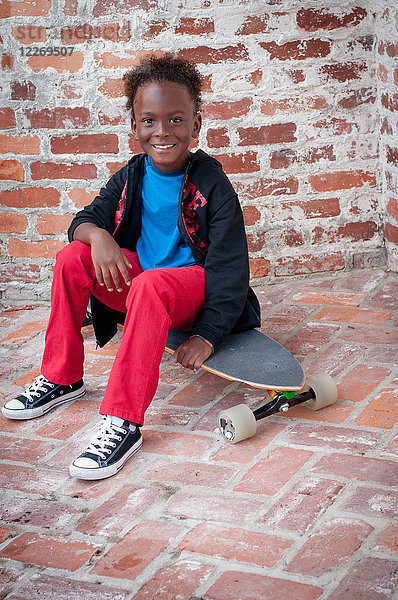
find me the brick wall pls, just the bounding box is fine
[0,0,396,306]
[376,0,398,271]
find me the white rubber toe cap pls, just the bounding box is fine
[3,398,25,410]
[71,456,99,469]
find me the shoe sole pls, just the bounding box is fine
[69,436,143,480]
[1,387,86,420]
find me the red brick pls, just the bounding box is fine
[291,289,366,306]
[203,571,322,600]
[0,263,41,283]
[67,187,97,208]
[381,91,398,112]
[76,485,161,536]
[139,458,238,488]
[262,95,328,115]
[271,145,335,169]
[312,453,398,486]
[98,77,124,98]
[175,17,214,35]
[0,496,78,530]
[288,424,380,453]
[0,107,16,128]
[91,520,181,578]
[261,38,331,61]
[387,198,398,221]
[204,98,252,120]
[367,281,398,310]
[313,221,378,244]
[243,205,261,225]
[356,388,398,429]
[372,524,398,554]
[24,107,90,129]
[235,176,298,199]
[262,477,345,533]
[297,7,367,31]
[0,532,99,570]
[0,159,24,181]
[51,133,119,154]
[212,151,259,174]
[8,238,65,258]
[0,529,12,543]
[283,400,354,424]
[236,14,270,35]
[10,80,37,100]
[7,574,129,600]
[180,523,292,567]
[35,398,99,439]
[0,463,68,497]
[0,0,50,17]
[238,122,296,145]
[338,364,391,402]
[206,127,229,148]
[384,221,398,244]
[309,169,376,192]
[0,213,27,233]
[31,161,97,180]
[179,44,249,64]
[328,557,398,600]
[141,18,169,39]
[0,434,55,463]
[337,325,398,345]
[366,346,398,366]
[0,320,46,346]
[11,25,46,43]
[275,252,345,276]
[166,491,263,523]
[250,257,271,277]
[211,421,284,464]
[0,567,23,589]
[343,486,398,518]
[27,52,83,73]
[144,405,196,427]
[320,61,367,82]
[261,304,312,336]
[337,86,376,108]
[0,186,60,208]
[234,447,313,495]
[61,22,130,44]
[93,0,152,17]
[286,519,373,576]
[315,306,393,326]
[134,561,213,600]
[142,430,212,458]
[284,322,340,355]
[36,213,72,235]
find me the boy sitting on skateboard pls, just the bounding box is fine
[2,53,260,480]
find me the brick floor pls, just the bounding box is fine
[0,268,397,599]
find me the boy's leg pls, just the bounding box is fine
[70,264,205,480]
[2,241,141,420]
[99,264,206,425]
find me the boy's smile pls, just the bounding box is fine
[131,82,202,172]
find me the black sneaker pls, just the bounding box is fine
[2,375,85,420]
[69,416,142,480]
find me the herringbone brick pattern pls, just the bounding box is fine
[0,268,397,599]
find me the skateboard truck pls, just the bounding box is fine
[218,373,337,444]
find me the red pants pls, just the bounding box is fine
[41,241,206,425]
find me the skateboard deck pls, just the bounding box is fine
[165,329,305,391]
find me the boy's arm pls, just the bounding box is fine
[73,223,132,292]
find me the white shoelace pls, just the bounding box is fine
[86,416,127,460]
[21,375,54,402]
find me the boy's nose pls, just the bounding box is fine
[153,121,169,136]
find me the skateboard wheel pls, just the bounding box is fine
[305,373,337,411]
[218,404,257,444]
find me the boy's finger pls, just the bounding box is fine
[109,265,122,292]
[118,261,131,287]
[101,268,114,292]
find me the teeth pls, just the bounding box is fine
[153,144,174,149]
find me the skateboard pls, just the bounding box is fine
[166,329,337,444]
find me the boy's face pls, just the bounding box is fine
[131,81,202,172]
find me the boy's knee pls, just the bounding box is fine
[127,270,171,303]
[55,241,92,271]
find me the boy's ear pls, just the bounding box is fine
[191,111,202,139]
[131,117,139,139]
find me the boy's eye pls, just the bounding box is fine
[170,117,182,123]
[143,118,153,124]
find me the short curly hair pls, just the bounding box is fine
[123,53,203,117]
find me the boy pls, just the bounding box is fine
[2,54,260,480]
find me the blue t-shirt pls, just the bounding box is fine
[136,156,196,271]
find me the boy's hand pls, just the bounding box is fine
[74,224,132,292]
[174,336,212,372]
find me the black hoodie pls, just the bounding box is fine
[68,149,261,348]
